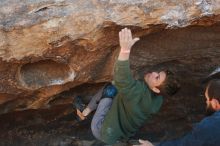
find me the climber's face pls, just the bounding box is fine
[144,71,166,94]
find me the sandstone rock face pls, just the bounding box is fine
[0,1,220,145]
[0,0,220,113]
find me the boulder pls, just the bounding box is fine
[0,0,220,145]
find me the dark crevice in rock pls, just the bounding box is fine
[48,82,107,106]
[34,7,49,13]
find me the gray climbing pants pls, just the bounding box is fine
[91,98,113,140]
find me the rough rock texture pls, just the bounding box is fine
[0,0,220,112]
[0,0,220,145]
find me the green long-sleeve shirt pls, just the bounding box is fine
[100,60,163,144]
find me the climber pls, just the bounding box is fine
[74,28,180,144]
